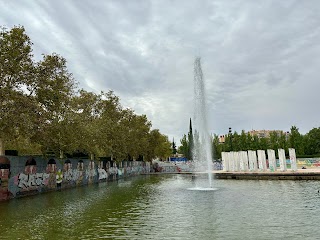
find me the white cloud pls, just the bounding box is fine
[2,0,320,144]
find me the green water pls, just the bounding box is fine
[1,175,320,239]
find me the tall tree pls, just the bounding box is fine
[288,126,304,155]
[145,129,171,161]
[178,134,189,158]
[269,131,280,151]
[172,138,177,155]
[304,128,320,155]
[188,118,193,159]
[32,53,77,157]
[212,134,222,159]
[238,130,248,151]
[0,26,36,154]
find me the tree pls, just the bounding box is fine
[238,130,248,151]
[66,90,102,159]
[0,26,37,154]
[232,131,240,151]
[145,129,171,161]
[32,53,77,157]
[91,90,124,160]
[269,131,279,151]
[212,134,222,159]
[172,138,177,155]
[252,135,260,151]
[288,126,304,155]
[278,132,287,151]
[0,25,172,161]
[188,118,193,159]
[178,134,189,158]
[304,128,320,155]
[259,137,269,151]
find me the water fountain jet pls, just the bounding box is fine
[190,57,214,190]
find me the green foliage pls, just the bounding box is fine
[210,127,320,158]
[0,26,36,145]
[177,119,194,160]
[146,129,171,161]
[0,26,171,160]
[178,134,189,157]
[172,139,177,155]
[304,127,320,155]
[288,126,304,155]
[205,126,320,159]
[212,134,223,159]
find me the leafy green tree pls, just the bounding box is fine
[252,135,260,150]
[0,26,36,154]
[269,131,279,151]
[304,128,320,155]
[288,126,304,155]
[32,54,77,157]
[178,134,189,158]
[0,25,178,161]
[259,137,269,151]
[92,91,125,160]
[188,118,193,159]
[231,131,240,151]
[121,111,151,161]
[212,134,222,159]
[238,130,248,151]
[70,90,102,158]
[145,129,171,161]
[278,132,287,150]
[172,138,177,155]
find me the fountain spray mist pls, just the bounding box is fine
[192,57,213,188]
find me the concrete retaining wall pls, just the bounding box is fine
[0,155,150,201]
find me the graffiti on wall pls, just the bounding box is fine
[2,156,148,201]
[98,168,108,180]
[0,156,11,200]
[15,173,50,189]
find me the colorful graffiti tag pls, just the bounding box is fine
[1,156,150,201]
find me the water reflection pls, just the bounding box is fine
[1,176,320,239]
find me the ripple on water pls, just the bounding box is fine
[187,187,218,191]
[2,176,320,239]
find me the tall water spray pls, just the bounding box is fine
[192,57,213,188]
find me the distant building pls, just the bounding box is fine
[248,130,287,138]
[218,135,226,143]
[218,129,288,143]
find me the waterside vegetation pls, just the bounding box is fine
[0,26,172,161]
[179,123,320,160]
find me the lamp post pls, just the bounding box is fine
[229,127,232,151]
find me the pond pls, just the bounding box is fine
[1,175,320,239]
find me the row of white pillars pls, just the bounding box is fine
[221,148,297,172]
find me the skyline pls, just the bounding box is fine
[2,1,320,144]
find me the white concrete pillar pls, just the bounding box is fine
[289,148,297,171]
[228,152,234,171]
[233,151,240,172]
[257,150,267,171]
[221,152,229,171]
[240,151,249,171]
[248,150,258,171]
[239,151,243,171]
[278,149,287,171]
[267,149,277,172]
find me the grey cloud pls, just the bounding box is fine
[2,0,320,143]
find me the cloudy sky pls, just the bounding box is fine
[2,0,320,144]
